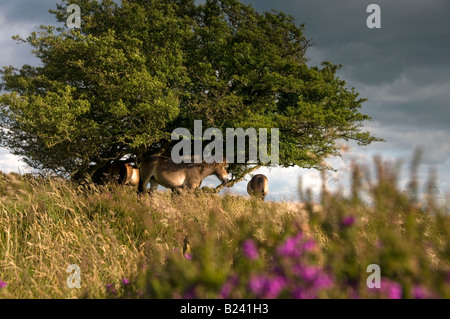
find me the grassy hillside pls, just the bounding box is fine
[0,160,449,299]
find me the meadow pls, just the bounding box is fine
[0,157,449,299]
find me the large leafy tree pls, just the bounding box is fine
[0,0,381,185]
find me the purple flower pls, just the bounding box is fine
[314,272,334,289]
[106,283,117,295]
[340,216,355,228]
[292,288,316,299]
[380,278,402,299]
[249,276,266,295]
[264,276,286,299]
[184,253,192,261]
[242,239,259,260]
[219,282,232,299]
[249,275,286,299]
[277,238,297,256]
[302,239,316,252]
[300,266,320,282]
[277,232,303,257]
[412,286,434,299]
[291,271,333,299]
[220,275,239,299]
[376,240,384,249]
[0,280,7,288]
[183,286,197,299]
[296,265,334,289]
[122,278,130,285]
[350,289,361,299]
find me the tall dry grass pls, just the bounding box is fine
[0,156,449,299]
[0,173,146,298]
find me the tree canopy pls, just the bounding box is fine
[0,0,381,184]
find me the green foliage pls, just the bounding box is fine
[0,0,381,181]
[1,0,187,178]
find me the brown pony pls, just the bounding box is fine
[109,161,140,187]
[247,174,269,200]
[138,155,229,194]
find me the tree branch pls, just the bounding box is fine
[213,164,262,193]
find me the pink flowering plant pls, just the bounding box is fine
[131,155,450,299]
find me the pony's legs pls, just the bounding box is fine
[138,162,153,194]
[149,177,158,194]
[170,185,187,197]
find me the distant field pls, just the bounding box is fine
[0,161,449,299]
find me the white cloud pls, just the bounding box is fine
[0,148,29,173]
[363,122,450,165]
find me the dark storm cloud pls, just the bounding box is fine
[0,0,59,68]
[0,0,59,23]
[243,0,450,85]
[358,64,450,129]
[242,0,450,162]
[241,0,450,168]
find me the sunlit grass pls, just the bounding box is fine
[0,155,449,299]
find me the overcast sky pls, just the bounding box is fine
[1,0,449,201]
